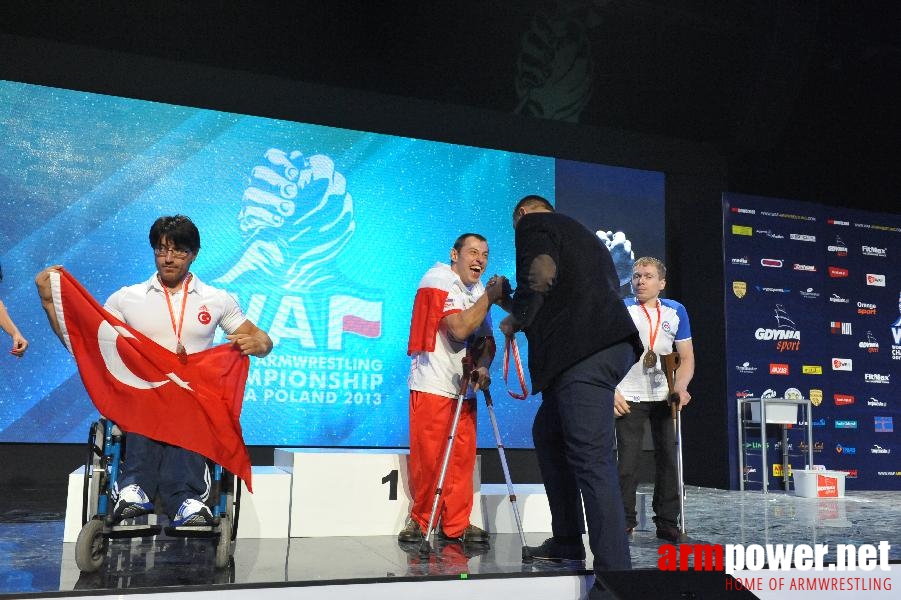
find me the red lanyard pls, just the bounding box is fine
[503,335,530,400]
[639,299,661,352]
[160,273,192,354]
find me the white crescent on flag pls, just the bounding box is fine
[97,321,169,390]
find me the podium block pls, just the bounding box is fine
[63,466,91,543]
[479,483,552,533]
[236,466,292,538]
[274,448,482,537]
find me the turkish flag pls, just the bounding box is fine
[49,269,253,491]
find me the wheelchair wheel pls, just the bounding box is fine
[75,519,108,573]
[214,515,233,569]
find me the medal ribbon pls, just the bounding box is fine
[160,273,192,354]
[503,335,530,400]
[640,299,661,360]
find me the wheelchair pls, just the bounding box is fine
[74,418,240,573]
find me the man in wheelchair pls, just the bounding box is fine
[36,215,272,528]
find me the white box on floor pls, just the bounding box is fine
[792,469,846,498]
[274,448,482,537]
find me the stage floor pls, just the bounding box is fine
[2,485,900,598]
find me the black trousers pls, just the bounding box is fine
[532,341,634,572]
[615,400,679,529]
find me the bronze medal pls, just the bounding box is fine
[643,350,657,369]
[160,273,193,366]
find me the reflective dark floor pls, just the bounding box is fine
[3,485,901,597]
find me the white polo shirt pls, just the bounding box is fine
[104,273,247,354]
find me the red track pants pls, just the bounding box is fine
[408,390,476,538]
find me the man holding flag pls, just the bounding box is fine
[36,215,272,526]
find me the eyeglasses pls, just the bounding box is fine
[153,246,192,259]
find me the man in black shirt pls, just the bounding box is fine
[499,195,642,581]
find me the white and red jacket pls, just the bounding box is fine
[407,263,491,399]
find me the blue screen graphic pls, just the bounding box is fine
[0,80,663,447]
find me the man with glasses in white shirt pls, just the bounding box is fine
[36,215,272,526]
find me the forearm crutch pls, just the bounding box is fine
[482,386,532,562]
[419,354,475,556]
[663,352,688,540]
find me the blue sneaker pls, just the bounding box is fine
[112,484,153,522]
[171,498,214,526]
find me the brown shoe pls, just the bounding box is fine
[461,523,490,544]
[437,523,490,545]
[397,517,424,543]
[655,522,681,543]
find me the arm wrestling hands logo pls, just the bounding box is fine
[217,149,355,290]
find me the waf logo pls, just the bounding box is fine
[832,358,852,371]
[213,148,384,352]
[834,394,855,406]
[769,363,789,375]
[828,266,849,278]
[754,304,800,351]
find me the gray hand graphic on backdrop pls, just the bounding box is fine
[596,230,634,288]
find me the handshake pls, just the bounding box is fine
[485,274,513,307]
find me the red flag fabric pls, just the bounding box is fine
[407,264,460,355]
[50,269,253,491]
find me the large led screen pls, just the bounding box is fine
[0,80,664,447]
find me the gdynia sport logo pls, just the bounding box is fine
[658,541,892,592]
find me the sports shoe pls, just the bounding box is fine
[437,523,490,545]
[655,522,681,543]
[111,484,153,522]
[524,537,585,562]
[397,517,424,542]
[171,498,214,526]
